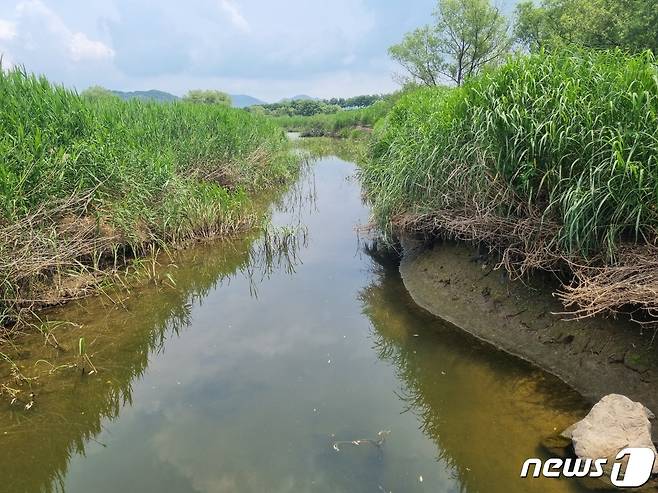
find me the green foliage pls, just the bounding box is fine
[182,89,232,106]
[362,49,658,259]
[0,69,292,224]
[112,89,179,102]
[0,67,297,325]
[515,0,658,53]
[252,99,340,117]
[389,0,512,86]
[80,85,119,102]
[325,94,386,108]
[271,98,397,136]
[389,26,445,86]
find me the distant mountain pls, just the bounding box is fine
[112,89,179,102]
[230,94,266,108]
[279,94,318,102]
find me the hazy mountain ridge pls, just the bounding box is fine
[230,94,267,108]
[278,94,319,102]
[111,89,179,102]
[110,89,267,108]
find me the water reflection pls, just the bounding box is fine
[0,233,289,492]
[0,154,593,493]
[359,258,591,493]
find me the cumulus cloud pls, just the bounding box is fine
[0,0,440,99]
[0,18,16,68]
[7,0,112,64]
[13,0,114,62]
[69,31,114,61]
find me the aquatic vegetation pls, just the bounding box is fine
[0,67,297,329]
[360,49,658,318]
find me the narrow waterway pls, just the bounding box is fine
[1,152,594,493]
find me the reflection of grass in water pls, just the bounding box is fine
[358,256,589,493]
[240,224,309,298]
[0,183,315,493]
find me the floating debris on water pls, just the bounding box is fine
[331,430,391,452]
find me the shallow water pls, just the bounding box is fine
[0,155,594,493]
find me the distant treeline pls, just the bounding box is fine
[324,94,386,108]
[250,94,387,117]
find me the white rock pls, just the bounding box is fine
[562,394,658,474]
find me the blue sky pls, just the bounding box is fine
[0,0,514,101]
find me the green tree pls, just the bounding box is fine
[389,26,445,86]
[80,86,119,102]
[183,90,232,106]
[515,0,658,53]
[389,0,511,86]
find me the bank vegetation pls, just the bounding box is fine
[0,67,296,332]
[361,48,658,320]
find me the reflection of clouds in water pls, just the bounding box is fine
[13,154,587,493]
[151,407,331,493]
[147,310,338,390]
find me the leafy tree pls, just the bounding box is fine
[515,0,658,53]
[183,90,232,106]
[80,86,119,102]
[389,0,512,86]
[389,26,445,86]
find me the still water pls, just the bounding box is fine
[1,154,592,493]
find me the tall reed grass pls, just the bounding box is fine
[0,67,296,327]
[360,49,658,316]
[363,49,658,259]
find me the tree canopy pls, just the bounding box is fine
[183,90,232,106]
[325,94,386,108]
[80,86,119,102]
[389,0,511,86]
[251,99,341,117]
[515,0,658,53]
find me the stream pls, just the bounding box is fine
[0,151,594,493]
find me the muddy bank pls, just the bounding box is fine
[399,238,658,432]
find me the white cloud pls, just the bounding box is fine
[0,19,17,41]
[69,32,114,61]
[15,0,114,62]
[218,0,250,33]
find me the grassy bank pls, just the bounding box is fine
[0,67,297,330]
[272,99,393,137]
[360,49,658,319]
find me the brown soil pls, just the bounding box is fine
[399,237,658,439]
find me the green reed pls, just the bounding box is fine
[361,49,658,260]
[0,66,297,327]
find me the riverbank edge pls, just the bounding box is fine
[0,150,301,337]
[398,237,658,439]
